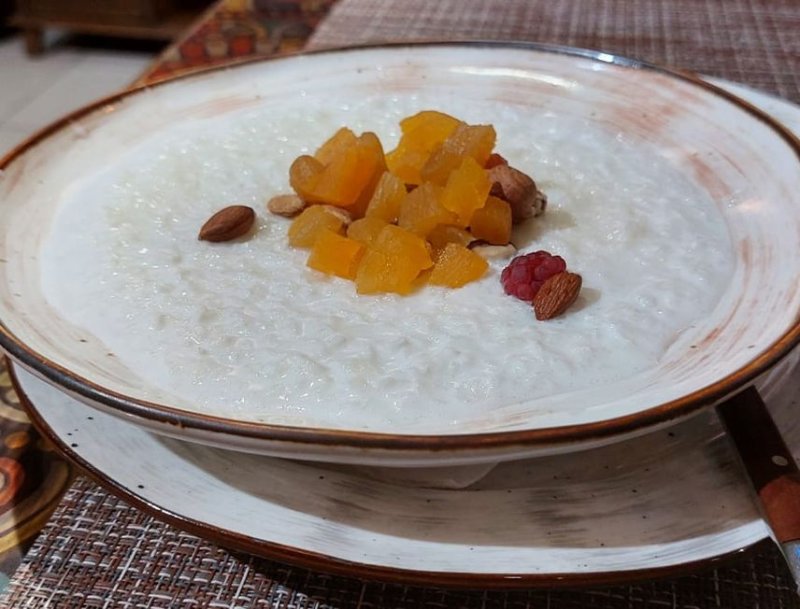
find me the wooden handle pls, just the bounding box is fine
[717,386,800,543]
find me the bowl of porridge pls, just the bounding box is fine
[1,44,799,466]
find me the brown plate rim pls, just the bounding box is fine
[2,41,800,454]
[9,358,772,589]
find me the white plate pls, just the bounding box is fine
[2,44,800,465]
[15,335,800,586]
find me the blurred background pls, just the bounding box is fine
[0,0,336,157]
[0,0,213,155]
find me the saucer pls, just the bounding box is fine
[14,337,799,587]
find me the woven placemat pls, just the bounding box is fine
[1,477,797,609]
[309,0,800,104]
[3,0,800,607]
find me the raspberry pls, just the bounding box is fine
[501,251,567,302]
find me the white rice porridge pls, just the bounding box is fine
[40,93,734,431]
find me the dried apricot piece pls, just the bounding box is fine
[365,171,407,222]
[400,111,463,151]
[311,145,366,207]
[289,155,325,203]
[348,132,388,218]
[429,243,488,288]
[397,182,457,237]
[355,249,416,295]
[307,230,365,279]
[421,124,497,185]
[427,225,474,253]
[296,131,386,210]
[440,156,492,226]
[288,205,346,248]
[315,127,358,165]
[469,195,512,245]
[347,217,388,247]
[386,111,462,185]
[373,224,433,272]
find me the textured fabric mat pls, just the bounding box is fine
[309,0,800,104]
[4,0,800,606]
[1,478,798,609]
[135,0,338,85]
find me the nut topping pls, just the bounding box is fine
[533,272,582,320]
[469,242,517,260]
[198,205,255,242]
[267,194,306,218]
[488,164,547,223]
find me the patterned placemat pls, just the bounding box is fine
[0,369,72,593]
[310,0,800,104]
[1,477,798,609]
[3,0,800,606]
[134,0,338,86]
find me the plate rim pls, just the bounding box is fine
[2,40,800,454]
[9,358,770,589]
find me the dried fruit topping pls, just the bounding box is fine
[198,205,255,242]
[428,243,488,288]
[275,111,549,296]
[501,251,567,302]
[288,205,348,248]
[533,272,582,320]
[488,163,547,223]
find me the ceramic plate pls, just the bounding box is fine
[2,44,800,465]
[13,330,800,587]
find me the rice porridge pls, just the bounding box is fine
[39,93,734,431]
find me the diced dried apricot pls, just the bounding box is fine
[400,111,463,151]
[427,225,474,253]
[355,249,417,295]
[295,132,386,210]
[397,182,456,237]
[470,195,512,245]
[347,217,387,247]
[440,156,492,226]
[348,132,388,218]
[373,224,433,272]
[315,127,357,165]
[287,205,346,248]
[428,243,488,288]
[284,112,526,297]
[312,145,368,207]
[421,124,497,185]
[289,155,325,203]
[307,230,365,279]
[386,111,463,185]
[365,172,406,222]
[385,147,429,186]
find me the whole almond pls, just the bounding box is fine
[488,164,547,223]
[533,272,582,320]
[198,205,255,242]
[267,194,306,218]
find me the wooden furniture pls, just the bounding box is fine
[12,0,209,54]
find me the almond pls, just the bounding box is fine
[198,205,255,242]
[469,242,517,260]
[488,164,547,223]
[267,194,306,218]
[533,271,582,320]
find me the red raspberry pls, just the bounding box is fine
[501,251,567,302]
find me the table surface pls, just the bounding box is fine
[1,0,800,606]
